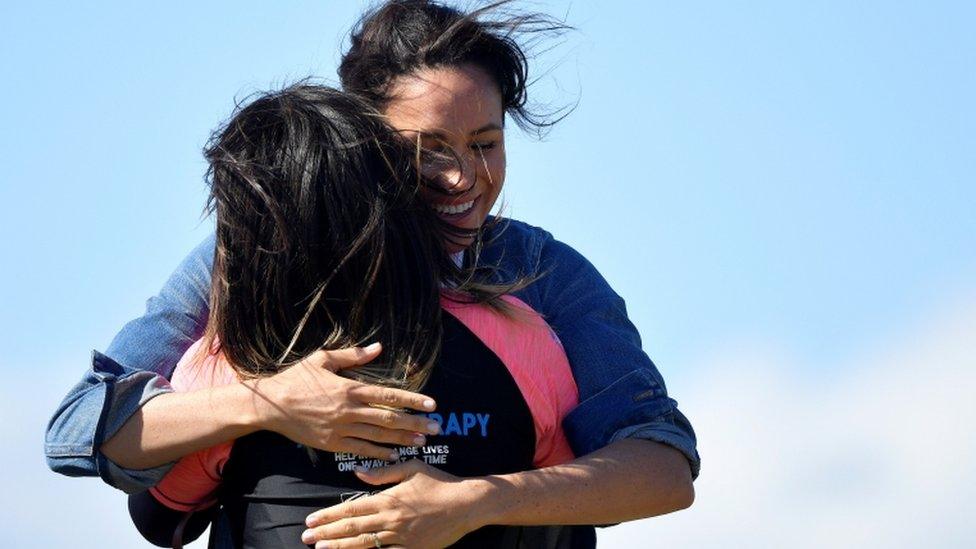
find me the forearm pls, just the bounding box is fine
[471,438,694,527]
[101,382,263,470]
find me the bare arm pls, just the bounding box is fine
[101,345,443,470]
[302,439,694,548]
[473,438,693,525]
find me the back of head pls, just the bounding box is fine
[204,84,444,389]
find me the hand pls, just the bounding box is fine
[244,344,442,461]
[302,460,488,549]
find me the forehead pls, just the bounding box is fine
[384,64,504,136]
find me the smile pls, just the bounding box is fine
[432,198,477,217]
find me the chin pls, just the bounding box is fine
[445,239,473,254]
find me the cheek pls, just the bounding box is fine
[483,151,506,190]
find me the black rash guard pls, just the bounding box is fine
[131,304,593,548]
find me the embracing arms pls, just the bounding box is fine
[301,439,693,548]
[299,222,700,547]
[45,235,438,491]
[100,344,441,471]
[46,220,699,496]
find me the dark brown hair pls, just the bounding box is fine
[339,0,571,137]
[203,84,450,389]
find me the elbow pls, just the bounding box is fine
[672,476,695,512]
[646,443,697,516]
[665,453,696,513]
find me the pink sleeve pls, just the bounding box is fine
[148,340,238,512]
[441,294,579,468]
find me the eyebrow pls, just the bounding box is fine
[471,123,504,135]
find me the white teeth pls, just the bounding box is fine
[433,200,475,215]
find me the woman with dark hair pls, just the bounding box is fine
[47,1,699,547]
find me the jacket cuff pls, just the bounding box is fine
[92,351,177,493]
[562,369,700,479]
[611,416,701,480]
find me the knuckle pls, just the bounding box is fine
[383,411,398,425]
[401,432,420,445]
[343,521,358,536]
[381,390,397,404]
[365,425,382,440]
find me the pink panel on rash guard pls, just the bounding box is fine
[149,340,237,512]
[441,294,579,468]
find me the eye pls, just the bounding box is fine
[471,140,497,153]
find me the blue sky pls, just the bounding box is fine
[2,1,974,547]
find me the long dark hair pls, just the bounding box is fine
[203,84,451,390]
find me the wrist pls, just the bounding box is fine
[460,476,510,528]
[220,380,267,433]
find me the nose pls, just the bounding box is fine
[437,152,479,195]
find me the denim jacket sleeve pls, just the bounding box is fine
[45,234,215,493]
[490,220,700,479]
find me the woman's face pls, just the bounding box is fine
[384,64,505,252]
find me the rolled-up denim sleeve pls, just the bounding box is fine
[529,232,700,479]
[45,234,215,492]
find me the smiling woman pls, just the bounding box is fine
[385,64,506,251]
[45,1,699,548]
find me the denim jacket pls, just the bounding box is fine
[45,218,699,494]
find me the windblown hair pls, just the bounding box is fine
[339,0,571,135]
[203,84,452,390]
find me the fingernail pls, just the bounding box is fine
[422,399,435,410]
[305,514,317,527]
[413,435,426,445]
[364,342,381,353]
[301,529,314,543]
[427,421,441,434]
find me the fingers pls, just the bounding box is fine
[312,531,398,549]
[352,407,441,435]
[306,498,375,528]
[301,515,391,546]
[337,438,402,463]
[304,343,384,373]
[345,423,428,448]
[351,385,437,413]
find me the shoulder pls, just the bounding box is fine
[479,217,584,273]
[170,339,238,392]
[483,217,551,254]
